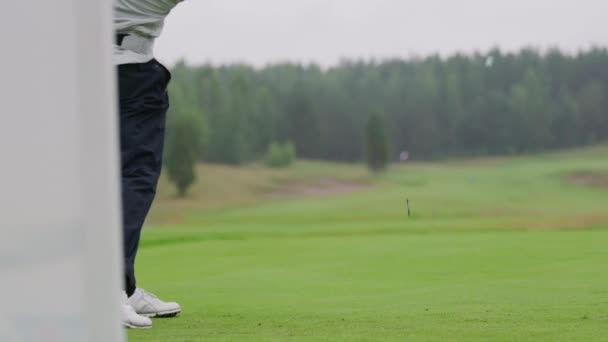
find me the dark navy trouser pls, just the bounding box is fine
[118,59,171,296]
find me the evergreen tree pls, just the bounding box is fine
[164,110,206,197]
[166,48,608,163]
[366,112,389,172]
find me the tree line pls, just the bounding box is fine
[166,47,608,165]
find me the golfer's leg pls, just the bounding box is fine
[118,60,170,296]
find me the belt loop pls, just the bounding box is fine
[115,34,128,46]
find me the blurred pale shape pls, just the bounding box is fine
[0,1,122,341]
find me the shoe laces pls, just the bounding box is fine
[139,288,159,300]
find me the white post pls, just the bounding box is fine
[0,1,123,341]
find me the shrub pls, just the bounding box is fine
[265,141,296,168]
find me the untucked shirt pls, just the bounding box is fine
[113,0,183,65]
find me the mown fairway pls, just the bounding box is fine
[129,146,608,341]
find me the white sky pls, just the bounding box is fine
[155,0,608,67]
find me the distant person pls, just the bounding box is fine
[114,0,184,329]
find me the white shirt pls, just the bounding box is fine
[113,0,183,65]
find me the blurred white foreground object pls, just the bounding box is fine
[0,1,123,341]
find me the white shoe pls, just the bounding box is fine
[122,292,152,329]
[128,288,181,318]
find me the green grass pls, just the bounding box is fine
[129,146,608,341]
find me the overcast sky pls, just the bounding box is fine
[155,0,607,67]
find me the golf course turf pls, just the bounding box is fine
[129,146,608,341]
